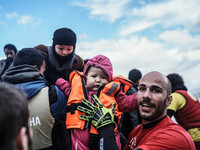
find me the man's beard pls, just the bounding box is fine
[138,98,167,121]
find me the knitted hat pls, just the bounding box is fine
[83,55,113,82]
[52,28,77,50]
[128,68,142,83]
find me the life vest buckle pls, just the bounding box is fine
[70,103,75,114]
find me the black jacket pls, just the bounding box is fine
[119,86,139,149]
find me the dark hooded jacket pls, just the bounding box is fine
[1,64,68,120]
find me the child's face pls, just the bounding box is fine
[86,66,109,91]
[55,45,73,56]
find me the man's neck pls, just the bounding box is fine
[142,115,167,129]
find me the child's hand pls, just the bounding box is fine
[77,95,116,130]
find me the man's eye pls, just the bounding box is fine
[152,89,160,93]
[138,87,145,92]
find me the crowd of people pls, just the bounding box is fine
[0,27,199,150]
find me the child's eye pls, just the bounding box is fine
[101,76,106,79]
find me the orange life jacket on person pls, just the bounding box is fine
[66,71,133,134]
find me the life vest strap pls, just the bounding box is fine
[66,103,83,114]
[106,83,119,96]
[67,102,91,131]
[114,116,119,124]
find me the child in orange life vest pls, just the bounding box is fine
[56,55,137,150]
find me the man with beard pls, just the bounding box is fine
[124,71,195,150]
[77,71,195,150]
[0,82,32,150]
[0,44,17,78]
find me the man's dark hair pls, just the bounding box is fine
[167,73,188,93]
[128,68,142,83]
[13,48,44,70]
[0,82,31,150]
[4,44,17,54]
[167,73,184,89]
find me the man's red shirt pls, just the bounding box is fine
[124,116,195,150]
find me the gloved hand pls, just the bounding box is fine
[77,95,116,130]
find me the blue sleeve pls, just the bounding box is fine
[50,86,68,120]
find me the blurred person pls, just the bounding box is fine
[0,44,17,78]
[0,82,32,150]
[56,55,137,150]
[167,73,200,149]
[2,48,68,150]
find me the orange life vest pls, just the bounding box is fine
[112,75,134,94]
[66,71,132,134]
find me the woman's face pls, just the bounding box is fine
[55,45,73,56]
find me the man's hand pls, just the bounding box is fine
[77,95,116,130]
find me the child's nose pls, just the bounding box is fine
[96,77,101,82]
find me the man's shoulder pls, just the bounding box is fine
[152,117,194,143]
[154,117,184,132]
[139,117,195,149]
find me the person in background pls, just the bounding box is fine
[2,48,68,150]
[128,68,142,90]
[0,82,32,150]
[0,44,17,78]
[78,71,196,150]
[167,73,200,149]
[119,68,142,149]
[45,27,84,85]
[56,55,137,150]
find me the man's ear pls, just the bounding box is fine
[166,95,172,107]
[16,127,28,150]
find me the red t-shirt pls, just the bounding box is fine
[124,116,195,150]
